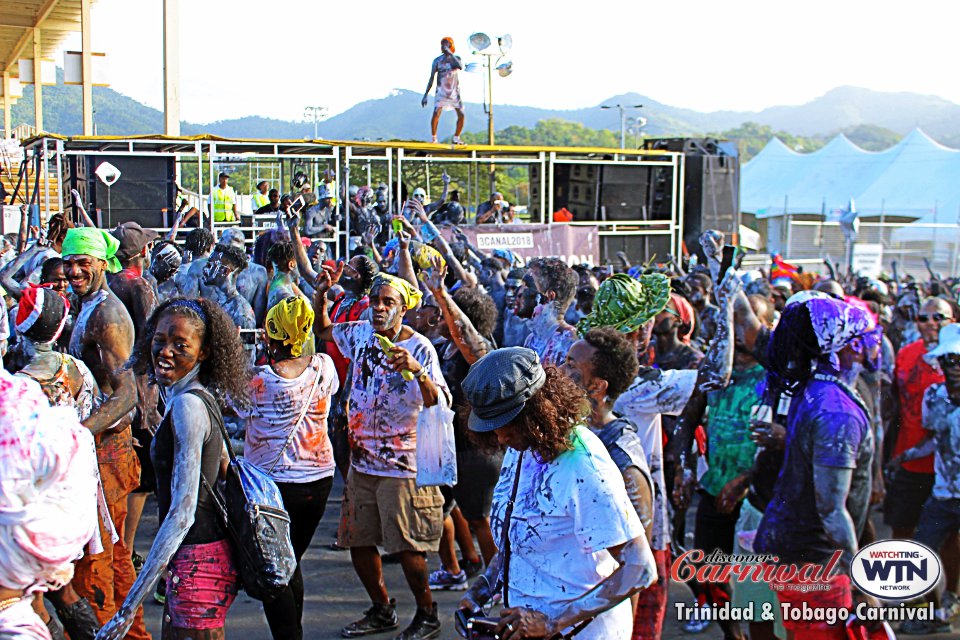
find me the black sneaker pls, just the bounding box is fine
[132,551,145,573]
[460,557,484,579]
[342,599,399,637]
[394,604,441,640]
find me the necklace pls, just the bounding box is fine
[0,596,22,612]
[813,373,868,415]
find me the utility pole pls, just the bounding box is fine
[600,103,643,149]
[304,106,326,139]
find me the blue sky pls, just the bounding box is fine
[56,0,960,123]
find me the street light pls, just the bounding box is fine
[600,103,644,149]
[303,106,327,139]
[468,32,514,146]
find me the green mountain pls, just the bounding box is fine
[0,71,951,152]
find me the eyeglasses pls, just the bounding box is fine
[939,354,960,368]
[918,313,952,324]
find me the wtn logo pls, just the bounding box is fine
[851,541,941,600]
[860,559,927,582]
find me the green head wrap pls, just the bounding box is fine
[61,228,122,273]
[577,272,671,336]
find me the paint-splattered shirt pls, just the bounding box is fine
[613,367,698,551]
[0,597,50,639]
[523,322,578,368]
[921,383,960,500]
[699,364,765,497]
[491,425,646,639]
[333,321,447,478]
[755,376,873,564]
[240,354,339,483]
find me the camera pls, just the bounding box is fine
[454,610,500,639]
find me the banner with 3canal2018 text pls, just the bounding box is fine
[443,224,599,266]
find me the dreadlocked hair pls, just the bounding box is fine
[185,228,214,256]
[47,213,69,247]
[127,297,252,408]
[766,301,820,395]
[267,241,296,273]
[352,255,379,294]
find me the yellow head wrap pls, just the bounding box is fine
[265,296,315,357]
[373,273,423,310]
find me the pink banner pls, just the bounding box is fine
[443,223,600,266]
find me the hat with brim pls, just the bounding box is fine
[925,324,960,363]
[577,272,671,336]
[112,221,159,262]
[463,347,547,433]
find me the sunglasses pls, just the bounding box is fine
[918,313,952,323]
[939,354,960,368]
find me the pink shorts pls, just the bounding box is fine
[167,539,239,630]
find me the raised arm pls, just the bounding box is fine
[423,172,450,214]
[311,262,343,343]
[422,258,490,364]
[417,211,473,286]
[396,231,419,288]
[97,393,207,640]
[696,266,738,392]
[286,214,319,284]
[0,242,44,300]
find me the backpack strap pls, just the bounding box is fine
[267,359,324,474]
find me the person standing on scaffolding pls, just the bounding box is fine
[422,37,465,145]
[251,180,270,213]
[210,172,238,223]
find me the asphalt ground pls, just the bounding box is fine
[131,475,955,639]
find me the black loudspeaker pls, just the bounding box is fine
[63,155,176,229]
[549,163,599,221]
[598,165,649,221]
[643,138,740,257]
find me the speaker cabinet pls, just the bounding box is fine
[62,155,176,229]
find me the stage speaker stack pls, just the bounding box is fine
[62,155,176,230]
[644,138,741,261]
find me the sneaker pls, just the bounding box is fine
[132,552,145,573]
[452,136,463,145]
[428,568,468,591]
[431,136,438,144]
[342,599,399,638]
[681,604,711,634]
[394,604,441,640]
[153,578,166,605]
[900,618,951,635]
[460,557,484,579]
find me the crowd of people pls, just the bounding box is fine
[0,178,959,640]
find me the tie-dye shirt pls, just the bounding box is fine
[333,321,447,478]
[921,383,960,500]
[240,354,339,483]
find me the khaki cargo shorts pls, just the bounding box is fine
[338,468,444,554]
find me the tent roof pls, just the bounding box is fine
[742,128,960,220]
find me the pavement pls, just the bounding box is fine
[132,476,955,639]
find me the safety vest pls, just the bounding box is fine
[251,191,270,211]
[212,186,236,222]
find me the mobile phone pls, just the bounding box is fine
[290,196,305,214]
[392,217,404,235]
[718,244,736,279]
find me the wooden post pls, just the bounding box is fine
[32,29,42,132]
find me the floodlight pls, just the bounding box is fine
[470,32,491,52]
[95,162,121,187]
[465,62,483,73]
[498,34,513,54]
[497,61,513,77]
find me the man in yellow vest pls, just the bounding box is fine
[210,172,238,222]
[251,180,270,212]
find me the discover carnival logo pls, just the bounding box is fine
[850,540,942,599]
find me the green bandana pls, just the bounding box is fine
[61,228,122,273]
[577,272,671,336]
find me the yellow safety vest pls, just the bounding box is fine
[251,191,270,211]
[213,186,236,222]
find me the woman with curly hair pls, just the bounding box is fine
[98,297,251,640]
[459,347,656,640]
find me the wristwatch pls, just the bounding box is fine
[415,366,429,381]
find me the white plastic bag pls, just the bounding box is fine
[416,392,457,487]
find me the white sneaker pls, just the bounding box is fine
[431,135,438,144]
[453,136,463,145]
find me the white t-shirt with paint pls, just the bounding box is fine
[491,425,647,640]
[333,321,447,478]
[613,367,698,551]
